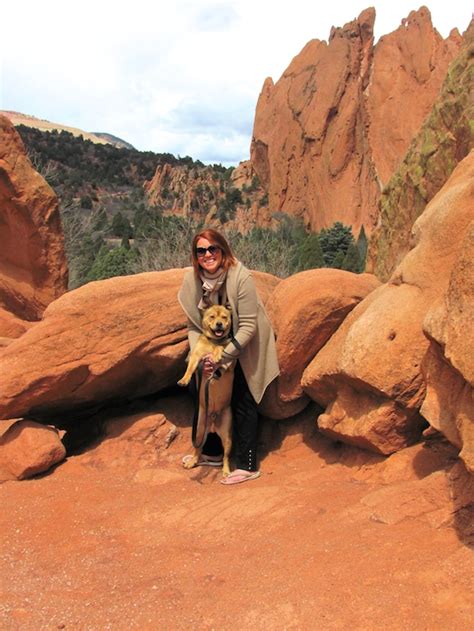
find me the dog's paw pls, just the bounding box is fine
[183,457,198,469]
[177,377,190,387]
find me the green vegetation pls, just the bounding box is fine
[18,125,201,201]
[86,245,139,282]
[18,124,367,285]
[61,200,365,286]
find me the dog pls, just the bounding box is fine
[178,304,235,476]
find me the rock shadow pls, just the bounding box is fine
[412,437,474,548]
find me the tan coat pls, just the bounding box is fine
[178,262,279,404]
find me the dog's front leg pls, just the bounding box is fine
[182,447,201,469]
[177,353,201,386]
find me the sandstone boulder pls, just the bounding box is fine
[250,8,461,236]
[0,115,68,323]
[0,268,279,421]
[421,221,474,472]
[302,152,474,454]
[0,307,34,340]
[0,420,66,480]
[261,269,380,419]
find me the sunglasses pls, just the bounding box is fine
[196,245,221,257]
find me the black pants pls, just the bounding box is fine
[196,362,259,471]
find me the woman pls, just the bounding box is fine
[178,228,279,485]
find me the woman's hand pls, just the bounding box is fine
[201,354,218,379]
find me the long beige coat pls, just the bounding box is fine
[178,262,279,404]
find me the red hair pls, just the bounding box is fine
[191,229,237,275]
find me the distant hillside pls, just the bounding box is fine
[15,124,205,205]
[92,132,135,150]
[0,110,134,149]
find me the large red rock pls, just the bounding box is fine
[0,270,189,420]
[0,115,68,326]
[0,420,66,480]
[0,307,34,340]
[421,220,474,472]
[262,269,380,419]
[302,152,474,455]
[250,8,461,236]
[0,268,279,421]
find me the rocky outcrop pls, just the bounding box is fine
[302,152,474,455]
[0,268,279,421]
[0,114,68,327]
[0,420,66,480]
[144,160,270,233]
[421,221,474,472]
[261,269,380,418]
[0,270,189,420]
[250,7,461,236]
[0,307,34,340]
[367,20,473,280]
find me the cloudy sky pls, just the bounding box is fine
[1,0,471,166]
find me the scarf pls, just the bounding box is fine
[198,268,227,310]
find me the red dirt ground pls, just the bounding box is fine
[1,406,473,631]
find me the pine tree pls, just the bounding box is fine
[111,211,133,238]
[332,250,346,269]
[294,233,325,271]
[86,246,138,282]
[356,225,368,271]
[319,221,354,267]
[342,242,363,273]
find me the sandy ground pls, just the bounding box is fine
[1,408,473,631]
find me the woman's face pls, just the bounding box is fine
[196,237,223,275]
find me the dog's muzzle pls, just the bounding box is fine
[213,323,227,338]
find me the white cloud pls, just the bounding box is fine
[1,0,471,166]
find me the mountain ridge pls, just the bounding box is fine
[0,110,134,150]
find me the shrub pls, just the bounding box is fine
[86,246,139,282]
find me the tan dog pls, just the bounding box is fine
[178,305,235,475]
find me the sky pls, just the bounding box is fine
[1,1,471,166]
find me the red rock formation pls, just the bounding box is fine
[367,19,472,280]
[421,220,474,472]
[0,115,68,326]
[250,7,461,236]
[144,159,270,233]
[301,152,474,456]
[261,269,380,419]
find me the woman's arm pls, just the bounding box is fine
[186,318,201,350]
[223,273,258,360]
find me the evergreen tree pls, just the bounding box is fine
[86,246,138,282]
[356,225,368,271]
[332,250,346,269]
[294,233,324,271]
[342,242,363,273]
[111,211,133,238]
[319,221,354,267]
